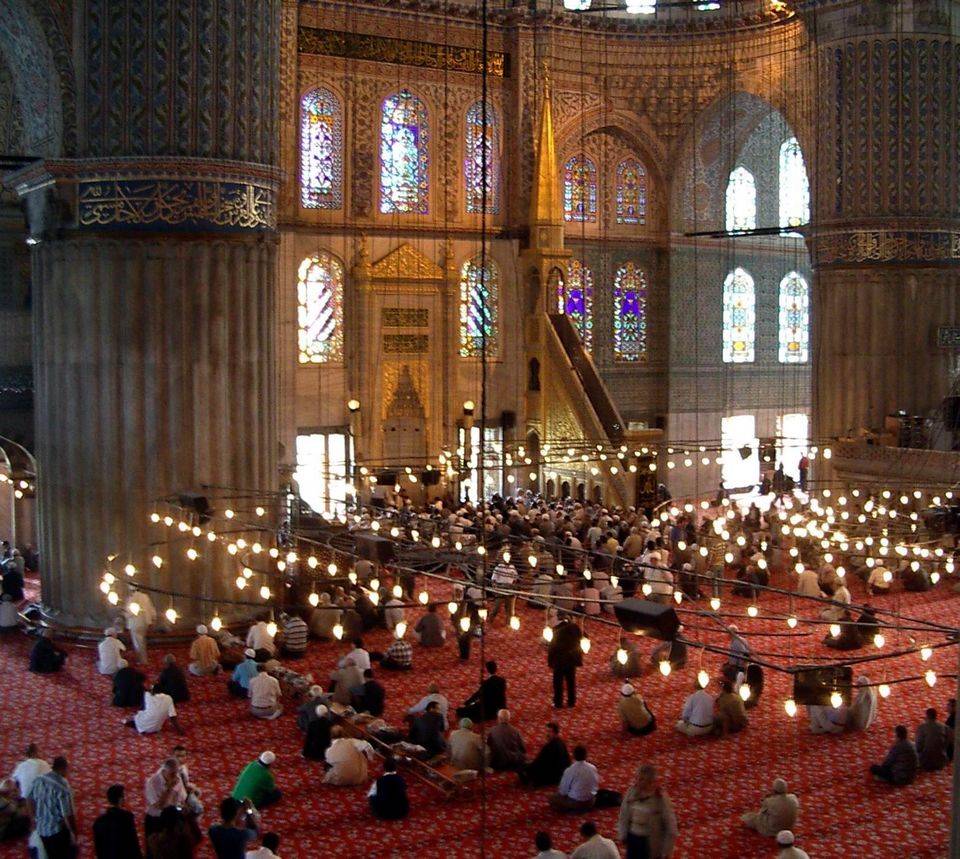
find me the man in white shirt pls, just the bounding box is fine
[570,821,620,859]
[339,639,371,671]
[406,683,450,730]
[97,628,128,675]
[676,681,715,736]
[549,745,599,813]
[246,620,276,657]
[489,560,518,622]
[128,685,183,734]
[384,597,405,632]
[249,666,283,720]
[125,589,156,662]
[11,744,50,800]
[144,758,187,836]
[531,830,568,859]
[247,831,282,858]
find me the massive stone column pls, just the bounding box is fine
[9,0,280,626]
[805,2,960,443]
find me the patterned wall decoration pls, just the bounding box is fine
[382,308,429,327]
[382,334,429,354]
[298,27,508,77]
[0,54,23,155]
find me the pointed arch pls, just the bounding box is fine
[379,89,430,214]
[615,158,647,225]
[725,167,756,232]
[779,137,810,230]
[560,259,594,351]
[298,252,345,364]
[299,87,343,209]
[464,100,500,215]
[722,267,755,363]
[778,271,809,364]
[563,154,597,223]
[459,257,500,358]
[613,262,648,362]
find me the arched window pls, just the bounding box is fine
[616,159,647,225]
[722,267,755,363]
[464,101,499,215]
[779,137,810,231]
[298,253,344,363]
[459,257,499,358]
[379,90,430,214]
[560,259,594,351]
[778,271,809,363]
[300,87,343,210]
[563,155,597,223]
[613,262,648,362]
[725,166,756,232]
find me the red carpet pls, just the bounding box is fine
[0,573,953,858]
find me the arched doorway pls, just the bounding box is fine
[561,480,571,499]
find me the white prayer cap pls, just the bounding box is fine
[315,705,328,717]
[728,624,739,632]
[259,751,276,766]
[244,648,256,658]
[776,831,795,846]
[196,624,207,635]
[104,627,117,636]
[620,683,635,696]
[309,685,323,697]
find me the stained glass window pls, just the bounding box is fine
[563,155,597,223]
[722,267,755,363]
[300,88,343,209]
[613,262,647,362]
[459,257,499,357]
[779,137,810,232]
[778,271,809,363]
[298,253,344,363]
[560,259,594,350]
[380,90,430,214]
[725,166,757,232]
[616,159,647,225]
[464,101,499,215]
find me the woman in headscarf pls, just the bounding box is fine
[847,675,879,731]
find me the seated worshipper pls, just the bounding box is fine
[449,718,485,772]
[379,635,413,671]
[740,663,764,710]
[248,832,282,859]
[725,625,751,671]
[297,685,330,732]
[610,639,643,679]
[278,612,308,658]
[902,563,931,592]
[11,743,50,802]
[741,778,799,837]
[775,830,810,859]
[407,683,450,730]
[156,654,190,703]
[570,821,620,859]
[520,722,571,787]
[112,657,147,708]
[2,556,24,601]
[29,628,66,673]
[600,579,623,615]
[384,596,406,633]
[339,603,364,642]
[714,681,749,736]
[867,564,892,596]
[302,705,332,761]
[818,563,840,594]
[323,727,375,786]
[339,639,372,671]
[356,669,385,716]
[676,681,715,737]
[232,751,282,809]
[0,593,18,631]
[188,625,221,676]
[228,650,260,698]
[248,665,282,720]
[808,702,847,734]
[127,684,184,734]
[208,796,260,858]
[308,592,341,639]
[823,611,863,651]
[97,628,128,675]
[820,580,851,620]
[618,684,656,736]
[457,660,507,722]
[330,657,365,706]
[146,804,195,858]
[617,763,679,859]
[0,777,29,841]
[368,756,409,821]
[549,746,599,813]
[855,605,880,640]
[870,724,919,785]
[246,620,276,659]
[92,783,142,859]
[487,709,527,772]
[144,757,188,837]
[847,676,879,732]
[916,707,950,772]
[531,830,567,859]
[413,603,446,646]
[409,701,448,760]
[796,567,821,599]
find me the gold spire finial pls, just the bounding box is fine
[530,62,562,238]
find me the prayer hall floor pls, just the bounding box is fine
[0,576,953,858]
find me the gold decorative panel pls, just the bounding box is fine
[371,244,444,281]
[383,334,429,354]
[382,361,429,420]
[382,308,429,327]
[298,27,508,77]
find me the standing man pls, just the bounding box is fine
[143,758,187,838]
[125,589,156,663]
[489,557,518,624]
[92,784,142,859]
[27,756,77,859]
[548,614,583,709]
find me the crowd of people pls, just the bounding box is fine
[3,486,958,857]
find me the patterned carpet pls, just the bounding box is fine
[0,573,954,859]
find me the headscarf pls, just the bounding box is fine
[849,675,879,731]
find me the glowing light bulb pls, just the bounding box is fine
[610,576,619,588]
[926,670,937,687]
[150,512,160,523]
[509,615,520,631]
[698,669,710,689]
[210,615,222,632]
[165,607,178,624]
[874,633,885,648]
[260,586,271,600]
[371,520,381,532]
[128,601,141,616]
[617,648,628,665]
[674,591,683,605]
[658,660,672,677]
[543,626,554,642]
[784,698,798,717]
[224,509,234,519]
[392,584,403,598]
[921,646,933,661]
[528,555,538,568]
[99,581,111,594]
[369,592,380,606]
[124,564,137,576]
[878,683,891,698]
[460,616,471,632]
[931,572,941,585]
[448,601,458,614]
[333,623,344,640]
[369,578,380,592]
[308,592,320,607]
[418,591,429,605]
[395,621,407,639]
[163,516,174,527]
[266,621,277,637]
[830,691,842,709]
[747,605,759,618]
[786,616,798,629]
[710,597,721,611]
[739,684,751,702]
[107,591,119,605]
[186,548,198,561]
[642,583,653,597]
[829,624,841,638]
[235,576,247,590]
[390,527,400,538]
[242,567,253,579]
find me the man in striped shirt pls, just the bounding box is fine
[279,613,308,659]
[489,560,518,624]
[27,756,77,859]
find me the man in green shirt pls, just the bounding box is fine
[231,751,282,809]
